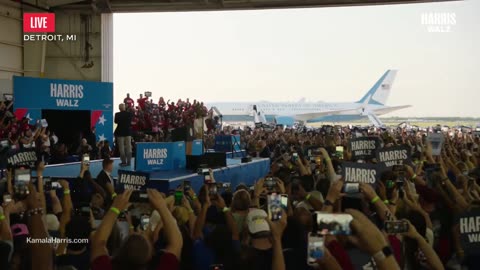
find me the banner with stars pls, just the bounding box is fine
[13,76,113,143]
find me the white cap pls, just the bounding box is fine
[246,209,270,235]
[45,214,59,231]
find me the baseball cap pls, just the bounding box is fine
[45,214,59,231]
[246,209,270,236]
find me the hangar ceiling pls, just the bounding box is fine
[18,0,456,13]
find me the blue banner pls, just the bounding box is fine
[13,76,113,143]
[214,135,241,152]
[135,142,186,171]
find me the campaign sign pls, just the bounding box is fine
[7,149,37,168]
[427,133,444,156]
[214,135,241,152]
[349,137,380,161]
[376,145,411,167]
[135,142,186,171]
[13,76,113,144]
[118,170,150,191]
[186,139,203,156]
[459,209,480,254]
[342,162,381,185]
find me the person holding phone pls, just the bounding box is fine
[91,189,183,270]
[237,208,287,270]
[400,219,443,270]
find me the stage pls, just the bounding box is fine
[37,156,270,193]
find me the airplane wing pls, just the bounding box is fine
[373,105,412,115]
[293,108,361,122]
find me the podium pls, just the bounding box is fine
[186,139,203,156]
[214,135,241,153]
[135,141,186,171]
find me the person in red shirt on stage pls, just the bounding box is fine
[124,93,135,109]
[137,94,148,110]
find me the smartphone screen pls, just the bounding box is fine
[15,169,31,184]
[335,146,344,159]
[222,183,231,189]
[307,233,324,265]
[3,194,12,203]
[292,153,299,162]
[280,194,288,211]
[385,220,409,234]
[343,183,359,194]
[141,216,150,230]
[51,181,61,189]
[174,191,183,206]
[83,154,90,166]
[139,192,149,202]
[202,169,212,183]
[315,212,353,235]
[208,185,217,196]
[93,219,102,228]
[263,177,275,191]
[267,193,282,221]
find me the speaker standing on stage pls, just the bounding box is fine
[115,103,133,167]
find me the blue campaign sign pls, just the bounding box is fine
[135,142,186,171]
[13,76,113,110]
[214,135,241,152]
[13,76,113,143]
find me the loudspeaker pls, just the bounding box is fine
[186,155,205,171]
[204,152,226,168]
[186,152,227,171]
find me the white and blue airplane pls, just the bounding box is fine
[208,70,410,127]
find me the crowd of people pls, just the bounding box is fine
[123,93,209,142]
[0,119,479,270]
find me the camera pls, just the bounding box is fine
[14,168,31,199]
[385,220,409,234]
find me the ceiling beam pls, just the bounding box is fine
[55,0,460,13]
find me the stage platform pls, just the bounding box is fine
[37,156,270,193]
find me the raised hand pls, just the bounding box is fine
[112,189,133,211]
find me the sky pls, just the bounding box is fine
[113,0,480,118]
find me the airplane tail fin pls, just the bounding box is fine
[356,70,397,106]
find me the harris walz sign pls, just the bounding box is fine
[117,170,150,191]
[7,149,38,168]
[376,145,411,167]
[342,161,381,185]
[349,137,381,161]
[459,209,480,254]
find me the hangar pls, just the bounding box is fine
[0,0,454,145]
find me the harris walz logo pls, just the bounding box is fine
[421,12,456,33]
[23,13,77,42]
